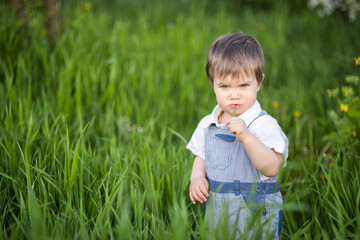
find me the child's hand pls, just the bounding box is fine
[227,117,251,142]
[189,177,209,204]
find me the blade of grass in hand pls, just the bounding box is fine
[233,105,237,117]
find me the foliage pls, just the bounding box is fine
[326,74,360,153]
[308,63,360,239]
[0,0,359,239]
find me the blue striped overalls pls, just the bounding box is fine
[205,111,283,239]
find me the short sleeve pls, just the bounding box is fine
[250,115,288,181]
[186,116,210,160]
[250,115,288,164]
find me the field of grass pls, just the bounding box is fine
[1,0,359,239]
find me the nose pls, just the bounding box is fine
[230,89,240,99]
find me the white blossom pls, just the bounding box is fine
[308,0,359,21]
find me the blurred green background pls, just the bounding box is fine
[1,0,359,239]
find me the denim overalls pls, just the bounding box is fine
[205,111,283,239]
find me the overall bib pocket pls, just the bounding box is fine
[207,135,234,169]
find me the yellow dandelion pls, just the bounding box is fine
[329,162,334,167]
[320,174,326,180]
[354,56,360,66]
[294,111,301,118]
[272,101,280,109]
[353,131,357,137]
[340,104,349,112]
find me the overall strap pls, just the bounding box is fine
[247,110,268,128]
[246,110,269,181]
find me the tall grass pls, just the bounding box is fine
[1,0,359,239]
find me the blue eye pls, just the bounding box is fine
[240,84,249,87]
[220,85,229,89]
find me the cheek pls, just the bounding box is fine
[215,94,221,104]
[214,91,226,101]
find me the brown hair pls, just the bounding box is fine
[206,33,265,85]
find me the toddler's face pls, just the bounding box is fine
[213,74,261,118]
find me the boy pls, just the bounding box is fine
[186,33,288,239]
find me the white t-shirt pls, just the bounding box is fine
[186,101,288,180]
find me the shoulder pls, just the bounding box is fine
[249,112,288,160]
[250,113,283,133]
[187,110,215,143]
[186,111,215,159]
[194,106,220,129]
[197,114,213,128]
[249,114,286,144]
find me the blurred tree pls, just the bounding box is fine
[45,0,60,47]
[11,0,26,22]
[10,0,60,47]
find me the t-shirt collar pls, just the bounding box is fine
[211,100,262,127]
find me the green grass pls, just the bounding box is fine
[1,0,359,239]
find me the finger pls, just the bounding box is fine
[196,186,208,202]
[203,180,210,195]
[204,179,209,188]
[228,126,236,135]
[194,194,204,203]
[190,185,198,202]
[189,193,197,204]
[192,189,202,203]
[199,184,209,199]
[226,118,232,126]
[192,188,205,203]
[190,184,201,203]
[226,117,237,126]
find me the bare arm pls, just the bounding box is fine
[189,156,209,204]
[227,118,282,177]
[242,134,282,177]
